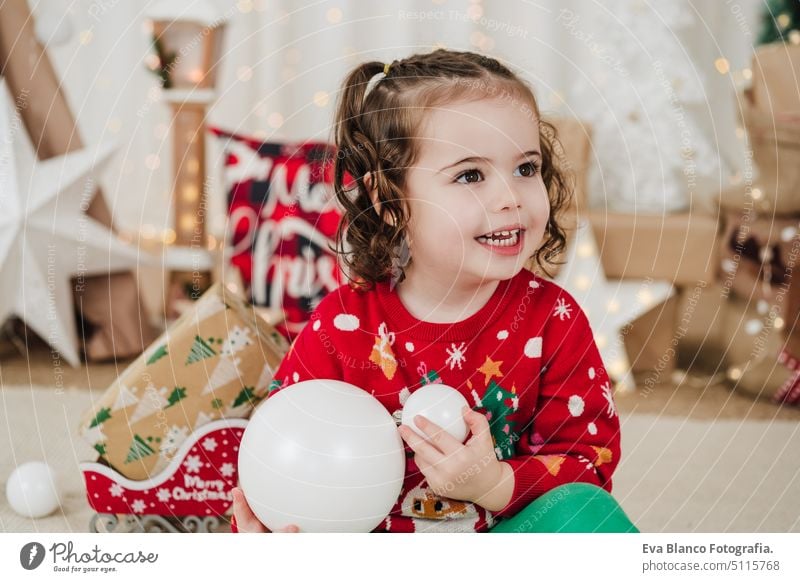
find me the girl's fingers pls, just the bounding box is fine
[399,424,445,464]
[232,487,268,533]
[463,407,492,446]
[412,415,462,456]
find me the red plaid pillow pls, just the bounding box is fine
[212,127,345,340]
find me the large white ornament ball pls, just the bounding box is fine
[6,462,61,519]
[238,379,405,533]
[401,384,470,443]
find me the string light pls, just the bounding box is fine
[188,69,205,84]
[326,7,343,23]
[186,158,200,175]
[181,184,200,203]
[179,214,195,233]
[575,274,591,291]
[714,57,730,75]
[727,367,743,381]
[163,229,177,244]
[145,154,160,170]
[313,91,330,107]
[467,4,483,19]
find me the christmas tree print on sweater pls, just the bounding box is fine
[469,377,520,460]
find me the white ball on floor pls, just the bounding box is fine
[6,461,60,519]
[401,384,470,443]
[238,379,405,533]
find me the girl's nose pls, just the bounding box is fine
[495,187,523,212]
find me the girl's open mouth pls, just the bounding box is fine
[475,228,525,256]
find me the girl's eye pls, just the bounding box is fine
[455,169,483,184]
[514,161,540,177]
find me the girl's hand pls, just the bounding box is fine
[398,406,514,512]
[231,487,300,533]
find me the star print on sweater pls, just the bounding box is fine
[268,269,621,533]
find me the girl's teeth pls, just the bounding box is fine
[476,231,520,246]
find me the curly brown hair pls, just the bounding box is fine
[331,48,573,289]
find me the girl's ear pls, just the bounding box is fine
[364,171,396,227]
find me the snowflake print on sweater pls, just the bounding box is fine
[269,269,620,532]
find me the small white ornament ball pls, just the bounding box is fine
[6,462,60,519]
[401,384,470,443]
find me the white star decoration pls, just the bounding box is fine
[0,95,144,366]
[554,220,673,392]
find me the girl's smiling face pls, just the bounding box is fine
[402,96,550,288]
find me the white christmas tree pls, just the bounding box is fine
[112,385,139,411]
[202,356,243,394]
[567,0,720,212]
[128,384,169,424]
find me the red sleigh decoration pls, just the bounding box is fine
[80,419,247,525]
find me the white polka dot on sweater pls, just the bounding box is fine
[568,395,585,417]
[588,367,596,380]
[524,337,542,358]
[497,330,509,340]
[529,280,540,289]
[312,320,321,331]
[405,342,415,352]
[587,422,597,435]
[333,313,360,331]
[292,372,300,383]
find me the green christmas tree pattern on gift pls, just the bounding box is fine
[185,335,222,365]
[124,434,160,464]
[472,380,520,460]
[88,407,112,428]
[165,387,187,408]
[232,386,262,409]
[146,344,168,365]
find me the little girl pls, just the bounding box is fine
[232,48,636,533]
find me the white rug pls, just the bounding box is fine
[1,386,798,532]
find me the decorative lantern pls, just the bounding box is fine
[144,0,228,318]
[144,0,226,90]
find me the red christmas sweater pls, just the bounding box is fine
[267,269,621,532]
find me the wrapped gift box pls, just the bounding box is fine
[733,90,800,215]
[786,254,800,359]
[624,292,681,375]
[751,43,800,114]
[587,210,721,286]
[718,211,800,319]
[79,283,289,480]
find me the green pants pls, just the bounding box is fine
[489,483,639,533]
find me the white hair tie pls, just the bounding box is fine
[363,62,393,102]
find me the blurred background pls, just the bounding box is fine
[0,0,798,533]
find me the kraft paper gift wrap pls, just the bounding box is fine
[79,283,289,480]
